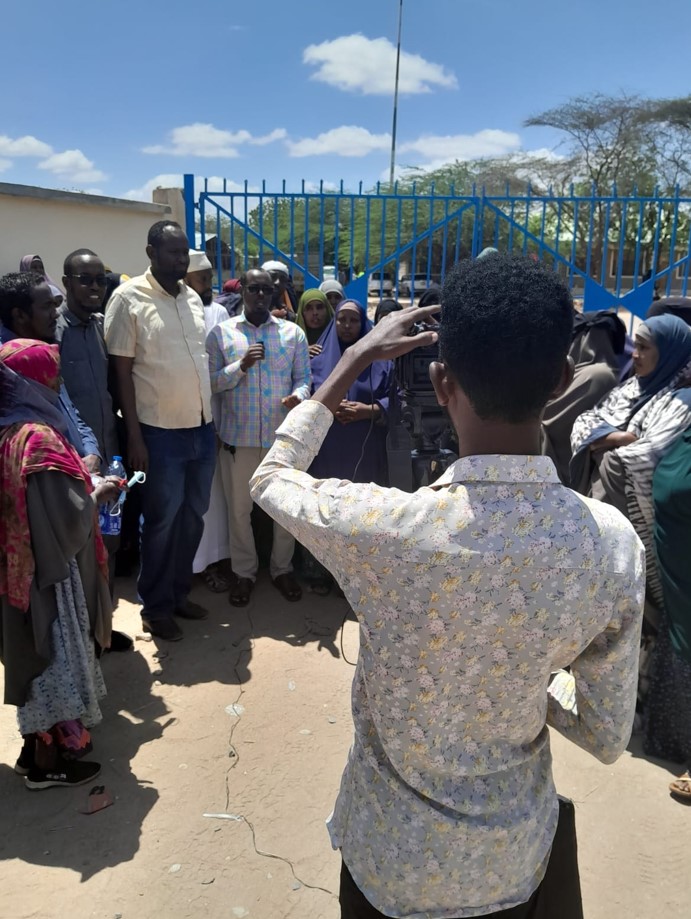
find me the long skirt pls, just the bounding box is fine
[643,619,691,767]
[17,560,106,735]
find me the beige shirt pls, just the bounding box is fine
[104,270,212,429]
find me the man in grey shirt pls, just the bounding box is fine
[56,248,131,651]
[55,248,118,465]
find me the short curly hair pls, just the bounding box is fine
[0,271,45,329]
[439,253,574,422]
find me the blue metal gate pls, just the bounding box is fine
[184,174,691,319]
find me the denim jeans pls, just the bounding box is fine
[138,422,215,621]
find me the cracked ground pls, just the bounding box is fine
[0,573,688,919]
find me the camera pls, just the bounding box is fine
[387,321,458,492]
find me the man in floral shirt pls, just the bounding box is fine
[251,254,645,918]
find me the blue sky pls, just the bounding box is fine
[1,0,690,201]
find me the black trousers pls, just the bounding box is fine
[339,798,583,919]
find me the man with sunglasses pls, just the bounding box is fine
[207,268,311,607]
[56,249,134,651]
[56,249,119,468]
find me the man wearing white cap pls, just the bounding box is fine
[185,251,232,592]
[186,250,227,333]
[261,259,297,320]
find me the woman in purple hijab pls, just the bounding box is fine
[309,299,393,487]
[19,254,62,292]
[301,300,394,593]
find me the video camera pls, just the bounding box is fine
[387,320,458,492]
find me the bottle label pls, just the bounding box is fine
[98,506,122,537]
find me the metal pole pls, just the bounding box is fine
[389,0,404,188]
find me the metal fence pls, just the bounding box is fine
[184,175,691,319]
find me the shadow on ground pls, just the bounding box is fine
[0,648,164,880]
[118,567,354,691]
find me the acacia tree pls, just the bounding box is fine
[524,93,691,280]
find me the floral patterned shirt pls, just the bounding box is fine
[250,401,645,919]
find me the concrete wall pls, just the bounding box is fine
[152,187,186,232]
[0,183,172,282]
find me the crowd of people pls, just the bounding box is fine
[0,221,406,790]
[0,220,690,913]
[542,299,691,803]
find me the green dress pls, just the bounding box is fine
[643,429,691,766]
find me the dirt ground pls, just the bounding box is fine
[1,573,689,919]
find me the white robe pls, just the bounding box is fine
[193,304,231,573]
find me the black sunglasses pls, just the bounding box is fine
[68,274,108,286]
[245,284,274,295]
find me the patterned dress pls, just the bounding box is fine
[18,560,106,735]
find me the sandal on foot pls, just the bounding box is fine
[229,577,254,607]
[273,573,302,602]
[669,771,691,800]
[310,579,332,597]
[203,564,231,593]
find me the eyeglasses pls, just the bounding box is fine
[245,284,274,295]
[68,274,108,286]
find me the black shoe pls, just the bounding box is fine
[142,617,184,641]
[104,630,134,653]
[174,599,209,620]
[25,759,101,790]
[14,737,34,776]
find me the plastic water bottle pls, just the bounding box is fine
[98,456,126,537]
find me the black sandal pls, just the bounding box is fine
[311,578,332,596]
[273,573,302,602]
[229,577,254,607]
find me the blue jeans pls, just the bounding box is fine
[138,423,215,621]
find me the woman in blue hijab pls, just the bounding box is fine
[570,314,691,492]
[571,314,691,610]
[300,300,393,594]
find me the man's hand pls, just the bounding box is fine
[308,343,323,358]
[311,305,439,419]
[271,308,288,320]
[590,431,638,453]
[240,343,265,371]
[282,394,301,411]
[335,401,375,424]
[350,305,439,364]
[83,454,101,475]
[127,433,149,473]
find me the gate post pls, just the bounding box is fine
[183,174,196,246]
[471,189,485,258]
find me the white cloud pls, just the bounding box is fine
[38,149,106,183]
[250,128,288,146]
[287,126,391,158]
[0,158,12,173]
[122,173,243,202]
[286,126,522,165]
[143,123,287,158]
[515,147,566,163]
[400,129,521,162]
[123,173,186,201]
[303,34,458,95]
[0,134,53,158]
